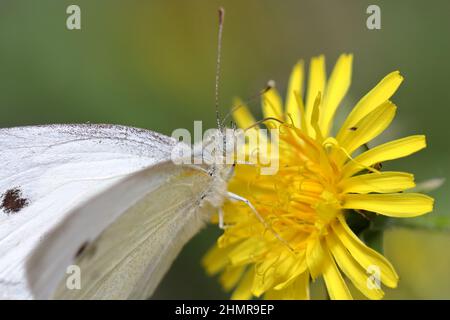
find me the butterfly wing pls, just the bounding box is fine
[0,124,176,298]
[26,161,217,299]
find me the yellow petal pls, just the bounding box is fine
[219,265,246,291]
[338,71,404,139]
[202,245,230,275]
[229,238,267,266]
[326,231,384,300]
[285,60,304,127]
[273,251,307,290]
[231,97,267,149]
[294,91,309,134]
[265,271,310,300]
[306,236,326,279]
[339,171,415,194]
[305,55,326,133]
[338,101,396,157]
[231,268,254,300]
[251,249,306,297]
[251,254,279,297]
[310,92,324,142]
[264,288,284,300]
[262,86,283,122]
[232,97,257,129]
[320,54,353,137]
[342,193,434,217]
[341,135,427,179]
[332,216,399,288]
[322,241,353,300]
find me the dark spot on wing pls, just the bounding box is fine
[75,241,97,260]
[1,188,29,214]
[350,126,358,131]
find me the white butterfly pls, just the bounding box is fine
[0,123,247,299]
[0,8,256,299]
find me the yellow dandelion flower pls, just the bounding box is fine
[202,54,434,300]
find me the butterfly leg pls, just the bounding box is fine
[218,206,236,229]
[227,192,294,252]
[218,207,227,229]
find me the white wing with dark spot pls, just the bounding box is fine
[0,124,176,298]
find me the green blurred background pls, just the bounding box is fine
[1,0,448,299]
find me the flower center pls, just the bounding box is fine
[240,125,342,250]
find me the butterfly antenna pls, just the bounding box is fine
[221,83,274,127]
[215,7,225,132]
